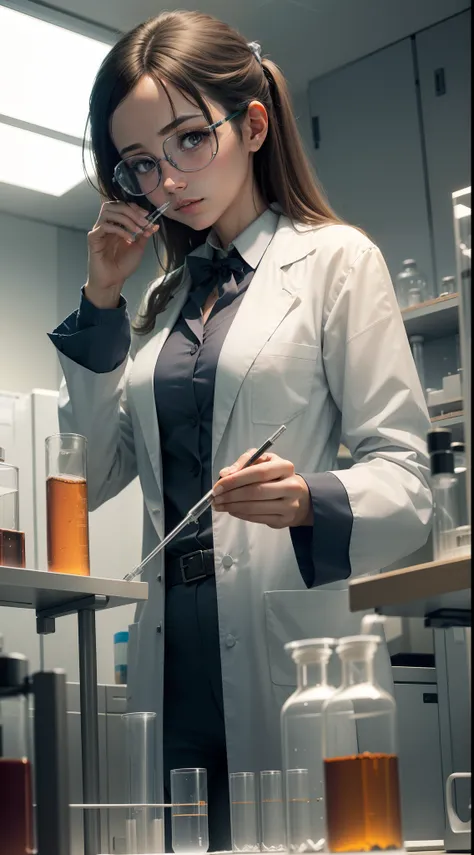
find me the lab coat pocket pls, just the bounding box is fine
[249,341,318,425]
[263,588,367,689]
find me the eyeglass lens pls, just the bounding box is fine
[115,126,217,196]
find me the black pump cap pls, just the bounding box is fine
[0,653,29,691]
[451,441,465,454]
[430,450,455,476]
[427,428,452,454]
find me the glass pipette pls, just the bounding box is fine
[123,425,286,582]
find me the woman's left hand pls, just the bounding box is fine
[212,450,313,529]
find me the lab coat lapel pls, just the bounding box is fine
[130,271,191,497]
[212,217,318,463]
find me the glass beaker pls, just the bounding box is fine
[260,770,285,852]
[46,434,90,575]
[322,635,403,853]
[122,712,163,854]
[0,448,25,569]
[281,638,337,851]
[0,653,34,855]
[229,771,259,853]
[171,768,209,853]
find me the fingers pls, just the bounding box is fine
[214,498,286,515]
[213,480,295,505]
[98,204,151,237]
[215,453,293,494]
[219,448,259,477]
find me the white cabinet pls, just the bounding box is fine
[417,9,471,283]
[308,38,434,284]
[307,11,471,291]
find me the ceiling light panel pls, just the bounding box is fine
[0,5,111,140]
[0,122,87,195]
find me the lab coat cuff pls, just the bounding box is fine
[290,471,353,588]
[49,292,131,374]
[77,286,128,329]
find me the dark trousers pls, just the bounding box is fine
[163,576,231,852]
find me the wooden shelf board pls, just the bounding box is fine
[349,554,471,614]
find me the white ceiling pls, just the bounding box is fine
[0,0,470,231]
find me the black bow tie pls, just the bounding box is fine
[187,251,247,293]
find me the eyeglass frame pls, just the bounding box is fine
[112,108,246,197]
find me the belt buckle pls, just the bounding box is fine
[179,551,208,584]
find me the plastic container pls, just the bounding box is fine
[0,653,34,855]
[281,638,337,851]
[114,632,129,685]
[395,259,432,308]
[0,448,25,569]
[322,635,403,853]
[46,434,90,576]
[428,429,471,559]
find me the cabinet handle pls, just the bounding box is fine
[434,67,446,96]
[312,115,321,149]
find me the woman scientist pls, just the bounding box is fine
[49,11,432,850]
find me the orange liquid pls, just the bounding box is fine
[0,758,35,855]
[46,476,90,575]
[324,752,403,852]
[0,528,26,568]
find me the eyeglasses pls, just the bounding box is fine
[113,109,245,197]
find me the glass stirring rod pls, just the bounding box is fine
[123,424,286,582]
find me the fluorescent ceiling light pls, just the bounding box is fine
[0,5,111,140]
[0,123,89,196]
[454,204,471,220]
[452,186,471,199]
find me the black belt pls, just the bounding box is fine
[165,548,215,589]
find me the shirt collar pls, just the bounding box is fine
[206,208,279,269]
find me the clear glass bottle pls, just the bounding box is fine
[0,653,34,855]
[322,635,403,853]
[395,259,432,309]
[428,429,471,559]
[439,275,456,297]
[0,448,25,569]
[281,638,337,852]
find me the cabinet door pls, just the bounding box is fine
[308,39,434,286]
[394,681,445,840]
[416,10,471,284]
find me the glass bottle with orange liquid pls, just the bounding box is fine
[0,653,35,855]
[322,635,404,853]
[0,448,26,568]
[45,434,90,576]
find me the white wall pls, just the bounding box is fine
[0,211,59,392]
[0,209,161,395]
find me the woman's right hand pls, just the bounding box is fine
[85,199,161,309]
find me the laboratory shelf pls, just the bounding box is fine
[349,554,471,626]
[402,294,459,340]
[430,410,465,441]
[0,565,148,855]
[0,565,148,614]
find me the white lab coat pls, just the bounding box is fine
[56,217,432,786]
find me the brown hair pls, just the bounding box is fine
[86,10,341,334]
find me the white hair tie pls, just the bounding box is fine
[248,41,262,65]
